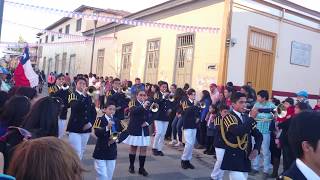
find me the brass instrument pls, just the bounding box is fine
[61,83,69,90]
[196,101,206,109]
[87,86,97,96]
[168,94,175,102]
[274,103,287,118]
[149,102,159,113]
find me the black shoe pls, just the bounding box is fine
[181,160,188,169]
[129,166,135,174]
[138,168,149,176]
[158,151,164,156]
[249,169,259,176]
[186,161,195,169]
[152,149,159,156]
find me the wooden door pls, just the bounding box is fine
[245,27,277,94]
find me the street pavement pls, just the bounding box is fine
[81,136,266,180]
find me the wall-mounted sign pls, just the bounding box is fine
[290,41,312,67]
[207,64,217,70]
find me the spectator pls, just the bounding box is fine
[0,96,31,136]
[294,102,310,115]
[0,96,61,172]
[196,90,212,149]
[0,67,11,92]
[130,78,145,97]
[296,91,312,110]
[209,83,220,105]
[47,72,56,88]
[314,99,320,111]
[0,91,9,113]
[7,137,84,180]
[240,85,256,110]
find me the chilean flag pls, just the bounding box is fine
[14,46,39,87]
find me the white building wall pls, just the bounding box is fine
[227,3,320,105]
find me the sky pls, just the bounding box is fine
[1,0,319,43]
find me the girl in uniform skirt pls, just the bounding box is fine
[123,90,152,176]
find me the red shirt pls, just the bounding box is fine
[314,105,320,111]
[277,106,294,123]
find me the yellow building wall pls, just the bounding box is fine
[92,0,225,91]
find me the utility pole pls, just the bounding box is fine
[0,0,4,41]
[89,11,98,74]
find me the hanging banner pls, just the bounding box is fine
[5,0,220,34]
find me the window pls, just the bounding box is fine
[65,24,70,34]
[146,40,160,69]
[120,43,132,80]
[42,57,46,72]
[145,39,160,83]
[51,35,54,42]
[174,34,195,87]
[39,38,42,44]
[61,53,67,74]
[55,54,60,72]
[96,49,105,76]
[76,19,82,32]
[58,28,62,39]
[176,34,194,68]
[45,35,48,43]
[121,44,132,70]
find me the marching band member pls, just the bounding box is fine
[66,77,97,160]
[107,78,130,121]
[220,92,262,180]
[93,101,120,180]
[210,103,229,180]
[152,81,171,156]
[180,88,200,169]
[50,73,71,138]
[123,90,152,176]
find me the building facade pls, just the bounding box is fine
[38,0,320,104]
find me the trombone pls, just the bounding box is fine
[150,102,159,113]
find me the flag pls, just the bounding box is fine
[14,46,39,87]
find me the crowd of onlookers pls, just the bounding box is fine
[0,69,319,179]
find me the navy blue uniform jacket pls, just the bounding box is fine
[221,111,262,172]
[127,100,152,136]
[66,91,97,133]
[93,115,120,160]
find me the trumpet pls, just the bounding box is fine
[168,94,175,102]
[150,102,159,113]
[110,131,119,141]
[61,83,69,90]
[87,86,97,96]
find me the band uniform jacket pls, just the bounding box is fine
[66,91,97,133]
[107,89,130,120]
[180,98,200,129]
[213,115,227,149]
[154,92,171,122]
[92,115,121,160]
[277,162,307,180]
[221,111,262,172]
[127,100,152,136]
[50,85,71,120]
